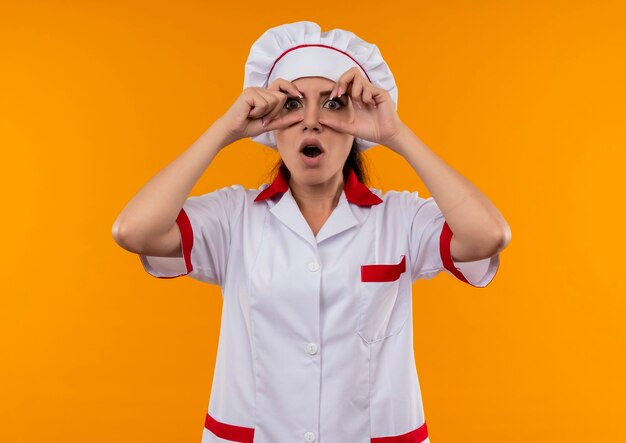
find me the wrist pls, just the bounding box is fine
[211,117,238,148]
[385,123,412,154]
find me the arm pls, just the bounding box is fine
[112,78,304,258]
[322,67,510,263]
[387,124,512,263]
[111,119,232,257]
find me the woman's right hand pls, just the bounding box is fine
[216,78,305,146]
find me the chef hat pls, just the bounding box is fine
[243,21,398,151]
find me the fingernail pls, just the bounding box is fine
[329,88,336,100]
[337,86,344,98]
[262,119,267,127]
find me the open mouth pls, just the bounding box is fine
[302,146,323,157]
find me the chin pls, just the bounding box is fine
[293,168,325,180]
[292,167,340,183]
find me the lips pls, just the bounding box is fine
[299,138,325,157]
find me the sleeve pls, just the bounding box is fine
[138,185,246,286]
[405,192,500,286]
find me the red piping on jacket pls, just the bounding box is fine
[204,412,427,443]
[254,167,382,207]
[205,413,255,443]
[371,421,429,442]
[361,255,406,282]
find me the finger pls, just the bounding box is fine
[247,91,271,119]
[267,78,303,99]
[370,87,386,106]
[330,82,339,100]
[262,108,284,127]
[348,96,360,110]
[363,87,375,107]
[256,89,284,123]
[319,115,354,135]
[348,83,365,110]
[331,67,357,99]
[265,113,304,130]
[344,94,355,110]
[335,67,368,99]
[351,77,364,104]
[264,90,295,122]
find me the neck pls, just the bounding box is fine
[289,171,345,213]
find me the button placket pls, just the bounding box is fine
[304,256,320,442]
[307,261,320,272]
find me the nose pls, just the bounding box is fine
[301,103,322,133]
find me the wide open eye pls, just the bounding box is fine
[284,98,302,111]
[323,98,344,110]
[284,98,345,111]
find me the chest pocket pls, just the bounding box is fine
[357,255,409,343]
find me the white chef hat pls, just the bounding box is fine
[243,21,398,151]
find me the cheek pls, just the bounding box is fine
[328,105,352,117]
[273,130,290,148]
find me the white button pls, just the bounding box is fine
[306,343,318,355]
[308,261,320,272]
[304,431,316,442]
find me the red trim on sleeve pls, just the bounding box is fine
[177,208,194,274]
[144,208,194,280]
[439,221,472,285]
[371,421,428,442]
[361,256,406,282]
[205,412,255,443]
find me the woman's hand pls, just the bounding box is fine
[216,79,306,146]
[319,67,407,150]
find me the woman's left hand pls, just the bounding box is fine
[319,67,407,150]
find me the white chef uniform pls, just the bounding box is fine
[139,166,500,443]
[138,20,501,443]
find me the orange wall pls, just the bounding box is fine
[1,1,624,442]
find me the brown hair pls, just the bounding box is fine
[265,139,371,186]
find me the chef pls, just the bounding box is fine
[116,20,510,443]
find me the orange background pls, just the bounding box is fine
[2,1,624,442]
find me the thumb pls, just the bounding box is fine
[265,114,304,131]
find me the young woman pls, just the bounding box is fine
[113,21,510,443]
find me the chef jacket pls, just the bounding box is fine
[139,166,500,443]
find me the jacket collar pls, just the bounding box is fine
[254,166,382,206]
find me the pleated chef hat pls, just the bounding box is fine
[243,21,398,151]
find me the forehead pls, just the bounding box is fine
[292,76,335,89]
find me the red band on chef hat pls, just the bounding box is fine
[243,21,398,151]
[267,44,372,85]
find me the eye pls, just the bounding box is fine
[324,98,344,110]
[284,97,345,111]
[284,98,301,111]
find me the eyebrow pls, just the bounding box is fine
[288,90,335,98]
